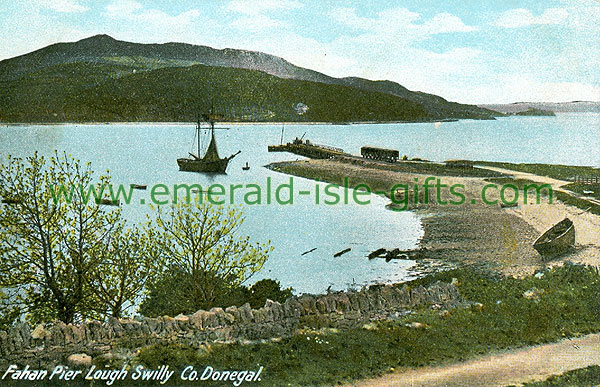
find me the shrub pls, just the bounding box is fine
[139,268,293,317]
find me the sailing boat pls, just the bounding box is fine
[177,113,241,173]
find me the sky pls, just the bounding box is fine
[1,0,599,104]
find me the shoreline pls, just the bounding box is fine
[5,111,598,127]
[266,157,600,277]
[0,118,473,126]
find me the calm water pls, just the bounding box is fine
[1,113,598,294]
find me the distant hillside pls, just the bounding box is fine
[515,108,555,116]
[479,101,600,114]
[0,34,497,123]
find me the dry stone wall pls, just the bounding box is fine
[0,281,461,367]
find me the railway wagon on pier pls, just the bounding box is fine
[360,146,400,162]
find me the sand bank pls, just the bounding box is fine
[268,157,597,277]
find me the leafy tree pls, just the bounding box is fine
[87,225,163,318]
[146,200,272,312]
[0,290,20,330]
[0,152,155,323]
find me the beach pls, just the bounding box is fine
[268,157,600,277]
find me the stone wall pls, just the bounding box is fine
[0,281,461,367]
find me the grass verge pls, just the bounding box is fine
[554,190,600,215]
[130,264,600,386]
[485,177,600,215]
[333,157,504,178]
[5,264,599,386]
[475,161,600,181]
[523,365,600,387]
[561,182,600,200]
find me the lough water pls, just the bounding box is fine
[1,113,598,294]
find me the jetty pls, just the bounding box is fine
[268,137,346,159]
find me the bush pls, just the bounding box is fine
[247,279,293,309]
[139,267,293,317]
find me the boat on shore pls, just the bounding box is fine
[177,113,240,174]
[533,218,575,259]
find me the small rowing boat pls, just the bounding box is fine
[533,217,575,259]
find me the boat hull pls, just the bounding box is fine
[177,158,230,173]
[533,218,575,259]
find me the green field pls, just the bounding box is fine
[523,366,600,387]
[475,161,600,181]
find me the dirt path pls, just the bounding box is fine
[483,166,600,268]
[482,166,572,190]
[483,166,600,207]
[348,334,600,387]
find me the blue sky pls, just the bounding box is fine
[1,0,599,103]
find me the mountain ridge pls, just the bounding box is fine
[0,34,497,122]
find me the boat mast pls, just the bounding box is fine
[197,116,201,156]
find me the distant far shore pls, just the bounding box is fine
[0,118,469,126]
[478,101,600,114]
[5,110,600,126]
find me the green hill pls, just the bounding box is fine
[0,35,498,123]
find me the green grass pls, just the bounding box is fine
[555,191,600,215]
[523,365,600,386]
[475,161,600,181]
[484,172,600,215]
[126,264,600,386]
[337,158,504,178]
[562,182,600,200]
[4,264,600,386]
[485,177,552,194]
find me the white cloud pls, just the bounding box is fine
[105,0,141,16]
[324,7,480,90]
[329,7,373,29]
[226,0,302,15]
[38,0,88,13]
[330,7,476,36]
[230,15,286,32]
[104,0,200,27]
[493,8,569,28]
[0,2,95,59]
[423,13,477,34]
[226,0,300,33]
